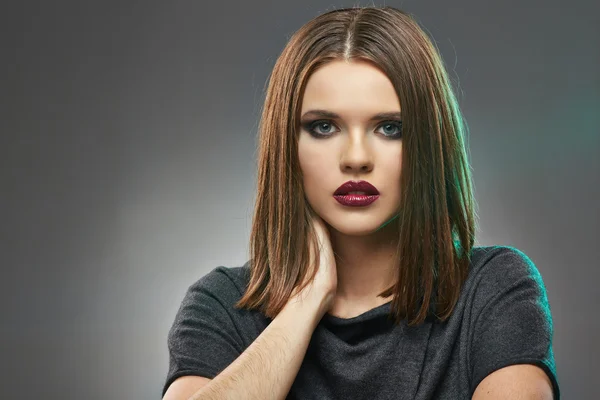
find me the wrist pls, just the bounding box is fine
[285,290,331,327]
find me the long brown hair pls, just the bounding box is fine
[236,6,477,326]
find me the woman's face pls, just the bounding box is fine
[298,59,403,236]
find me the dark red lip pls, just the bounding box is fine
[334,180,379,195]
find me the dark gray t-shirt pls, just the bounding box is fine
[162,245,560,399]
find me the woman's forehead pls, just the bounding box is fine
[301,61,401,120]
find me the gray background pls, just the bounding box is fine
[1,1,598,399]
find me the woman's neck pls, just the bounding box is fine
[328,222,399,304]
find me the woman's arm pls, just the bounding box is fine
[164,294,326,400]
[164,214,337,400]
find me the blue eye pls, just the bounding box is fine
[377,121,403,138]
[306,120,337,136]
[301,119,403,139]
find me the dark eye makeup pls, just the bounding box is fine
[301,119,403,139]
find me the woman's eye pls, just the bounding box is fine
[302,119,403,139]
[377,120,403,138]
[305,120,337,137]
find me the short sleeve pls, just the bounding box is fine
[162,267,245,397]
[468,247,560,399]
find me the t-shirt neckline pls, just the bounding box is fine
[322,300,393,326]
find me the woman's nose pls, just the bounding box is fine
[339,134,374,173]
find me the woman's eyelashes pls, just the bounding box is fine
[301,119,403,139]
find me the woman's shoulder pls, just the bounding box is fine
[458,245,553,328]
[459,245,558,398]
[470,244,536,267]
[186,261,251,300]
[467,245,546,293]
[178,261,267,335]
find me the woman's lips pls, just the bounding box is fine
[333,180,380,206]
[334,180,379,195]
[333,193,380,207]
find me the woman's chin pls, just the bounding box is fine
[325,219,395,237]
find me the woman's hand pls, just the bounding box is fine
[288,214,338,316]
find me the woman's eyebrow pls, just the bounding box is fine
[300,109,402,121]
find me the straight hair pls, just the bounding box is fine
[236,6,477,326]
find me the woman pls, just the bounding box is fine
[162,6,560,400]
